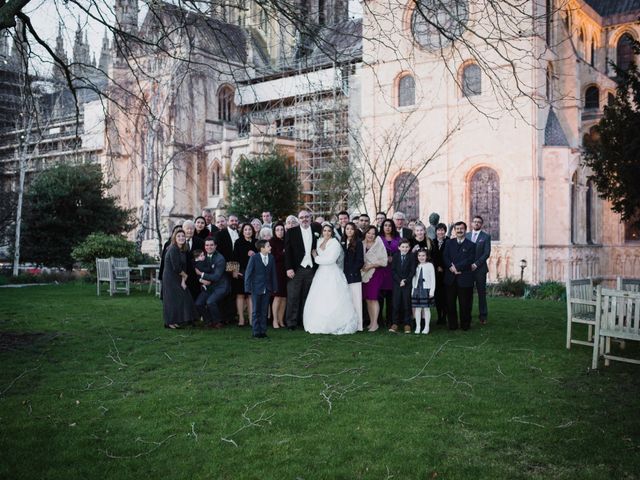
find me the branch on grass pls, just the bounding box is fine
[403,341,451,381]
[320,379,367,415]
[233,366,366,380]
[0,364,40,396]
[220,398,274,448]
[100,434,177,459]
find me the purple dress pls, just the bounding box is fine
[379,236,400,291]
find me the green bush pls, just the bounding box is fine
[71,233,136,271]
[530,281,566,301]
[489,277,528,298]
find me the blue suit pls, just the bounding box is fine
[195,251,229,326]
[442,238,475,330]
[244,253,278,337]
[466,230,492,321]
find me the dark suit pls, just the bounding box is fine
[214,228,234,262]
[443,238,475,330]
[391,251,417,327]
[466,230,491,322]
[245,253,278,337]
[195,251,230,325]
[431,238,448,324]
[398,227,414,241]
[207,223,220,236]
[284,224,321,327]
[186,236,205,300]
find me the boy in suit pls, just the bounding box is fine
[245,239,278,338]
[389,239,416,333]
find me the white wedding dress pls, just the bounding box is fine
[303,238,358,335]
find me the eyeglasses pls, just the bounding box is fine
[299,215,310,219]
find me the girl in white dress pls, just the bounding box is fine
[303,223,359,335]
[412,249,436,334]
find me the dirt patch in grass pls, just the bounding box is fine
[0,332,50,352]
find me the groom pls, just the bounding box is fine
[284,209,321,330]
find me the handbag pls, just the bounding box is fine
[225,261,240,273]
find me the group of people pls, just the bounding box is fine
[160,208,491,338]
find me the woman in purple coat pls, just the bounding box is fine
[378,219,401,328]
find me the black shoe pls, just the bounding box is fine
[287,326,296,331]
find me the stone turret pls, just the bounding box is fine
[98,30,111,72]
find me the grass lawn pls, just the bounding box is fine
[0,283,639,479]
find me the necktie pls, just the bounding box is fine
[401,255,405,265]
[473,232,478,243]
[263,255,268,266]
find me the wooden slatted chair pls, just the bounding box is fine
[566,278,596,349]
[111,257,131,295]
[592,287,640,369]
[96,258,113,296]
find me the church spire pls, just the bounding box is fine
[53,22,68,81]
[98,29,111,72]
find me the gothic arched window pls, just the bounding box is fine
[398,74,415,107]
[393,172,419,221]
[586,179,595,244]
[590,38,595,66]
[546,63,554,102]
[584,86,599,109]
[217,85,234,122]
[461,63,481,97]
[469,167,500,240]
[616,33,635,72]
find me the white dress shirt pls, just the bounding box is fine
[228,228,239,246]
[300,226,313,268]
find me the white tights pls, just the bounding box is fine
[414,308,431,334]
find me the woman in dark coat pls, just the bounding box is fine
[232,223,257,326]
[270,222,287,329]
[194,216,210,240]
[343,222,365,331]
[162,229,197,329]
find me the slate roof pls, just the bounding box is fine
[303,18,363,68]
[544,108,570,147]
[583,0,640,17]
[139,2,248,65]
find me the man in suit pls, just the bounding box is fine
[358,214,370,235]
[261,211,273,229]
[194,237,230,328]
[202,208,219,236]
[334,210,350,241]
[245,239,278,338]
[443,221,476,331]
[284,209,321,330]
[393,211,414,240]
[431,222,449,325]
[375,212,386,233]
[183,220,205,300]
[214,214,239,262]
[467,215,492,325]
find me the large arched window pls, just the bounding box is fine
[616,33,635,72]
[398,74,415,107]
[461,63,481,97]
[584,86,599,109]
[393,172,419,221]
[211,162,221,196]
[217,85,234,122]
[469,167,500,240]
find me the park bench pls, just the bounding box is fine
[95,257,130,296]
[566,278,596,349]
[592,287,640,369]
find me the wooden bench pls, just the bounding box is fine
[592,287,640,369]
[95,257,130,296]
[566,278,596,349]
[617,277,640,293]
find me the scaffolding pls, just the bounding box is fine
[293,61,350,217]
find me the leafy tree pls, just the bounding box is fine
[583,40,640,225]
[20,164,135,269]
[227,151,301,220]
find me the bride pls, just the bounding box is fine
[303,223,358,335]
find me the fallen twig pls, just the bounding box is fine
[403,341,452,381]
[220,398,274,447]
[1,365,41,396]
[100,434,176,459]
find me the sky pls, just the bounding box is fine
[21,0,363,76]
